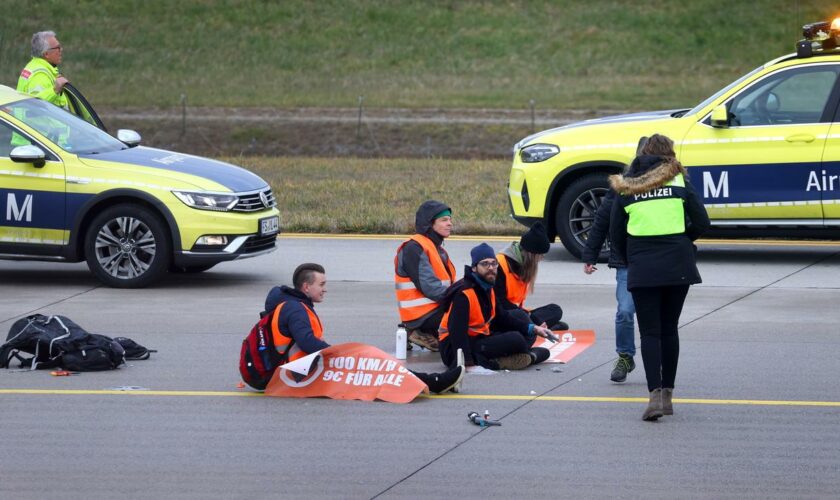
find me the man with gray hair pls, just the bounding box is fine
[17,31,70,110]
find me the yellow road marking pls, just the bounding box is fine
[279,233,514,241]
[2,389,839,407]
[0,389,263,397]
[425,394,840,406]
[278,233,840,247]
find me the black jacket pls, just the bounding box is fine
[608,155,710,290]
[443,266,531,366]
[581,190,626,268]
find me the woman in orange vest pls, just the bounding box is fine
[439,243,555,371]
[264,263,465,393]
[394,200,456,352]
[495,222,567,331]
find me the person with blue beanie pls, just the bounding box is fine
[438,243,555,371]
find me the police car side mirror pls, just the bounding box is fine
[710,105,729,128]
[117,129,142,148]
[10,145,46,168]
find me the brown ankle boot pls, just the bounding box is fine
[642,388,664,421]
[662,388,674,415]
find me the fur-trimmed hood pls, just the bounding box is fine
[609,155,687,195]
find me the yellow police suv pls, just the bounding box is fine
[0,84,280,287]
[509,18,840,258]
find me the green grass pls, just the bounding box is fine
[0,0,830,110]
[233,156,522,235]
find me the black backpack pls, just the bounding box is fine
[0,315,151,371]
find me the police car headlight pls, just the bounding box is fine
[520,144,560,163]
[172,191,238,211]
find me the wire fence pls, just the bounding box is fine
[99,94,616,159]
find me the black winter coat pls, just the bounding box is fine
[608,155,710,290]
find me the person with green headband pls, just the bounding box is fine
[394,200,456,352]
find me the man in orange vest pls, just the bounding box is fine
[266,263,465,393]
[495,222,567,330]
[439,243,554,371]
[394,200,456,352]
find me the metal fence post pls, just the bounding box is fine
[180,93,187,137]
[529,99,536,134]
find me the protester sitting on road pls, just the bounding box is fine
[439,243,555,371]
[393,200,456,352]
[495,221,568,331]
[17,31,70,110]
[266,263,465,394]
[581,136,648,384]
[609,134,710,421]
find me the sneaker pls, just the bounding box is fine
[496,353,533,370]
[550,321,569,331]
[408,330,439,352]
[529,347,551,365]
[450,348,466,393]
[610,353,635,383]
[424,365,465,394]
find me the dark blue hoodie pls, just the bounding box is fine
[264,285,331,355]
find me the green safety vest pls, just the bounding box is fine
[624,174,686,236]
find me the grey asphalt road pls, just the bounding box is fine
[1,236,839,499]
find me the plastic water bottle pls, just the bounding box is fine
[395,324,407,359]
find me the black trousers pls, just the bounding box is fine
[631,285,689,392]
[529,303,563,328]
[440,331,530,369]
[508,304,563,330]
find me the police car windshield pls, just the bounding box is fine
[684,64,764,117]
[3,98,127,155]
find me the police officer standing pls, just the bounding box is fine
[609,134,709,421]
[17,31,70,110]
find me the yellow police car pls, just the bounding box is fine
[509,19,840,258]
[0,84,280,287]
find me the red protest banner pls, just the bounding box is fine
[532,330,596,363]
[264,342,429,403]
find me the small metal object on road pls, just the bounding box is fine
[468,411,502,427]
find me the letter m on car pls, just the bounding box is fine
[6,193,33,222]
[703,171,729,199]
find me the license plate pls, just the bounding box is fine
[259,216,280,236]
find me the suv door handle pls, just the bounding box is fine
[785,134,815,143]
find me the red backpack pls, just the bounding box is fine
[239,304,289,390]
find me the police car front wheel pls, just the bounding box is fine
[84,204,171,288]
[555,173,610,260]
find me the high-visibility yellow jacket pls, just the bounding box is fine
[17,57,69,110]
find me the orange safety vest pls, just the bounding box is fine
[439,288,495,341]
[497,254,529,309]
[394,234,456,323]
[271,302,324,363]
